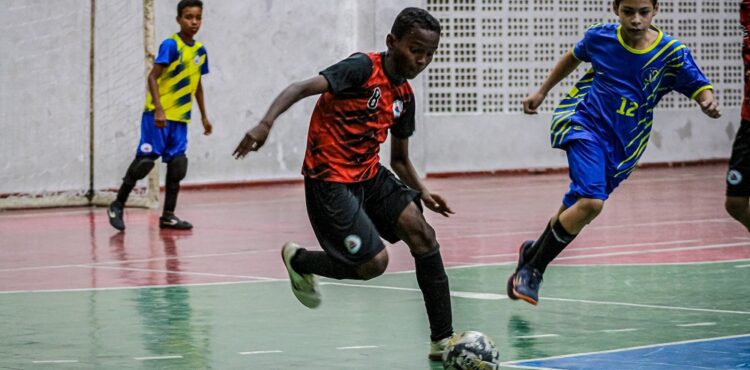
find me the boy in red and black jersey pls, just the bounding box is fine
[234,8,455,360]
[726,0,750,232]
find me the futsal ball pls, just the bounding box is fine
[443,331,500,370]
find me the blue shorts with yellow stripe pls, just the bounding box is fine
[562,138,630,208]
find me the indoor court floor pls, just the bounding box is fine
[1,163,749,369]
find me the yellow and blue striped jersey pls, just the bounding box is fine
[144,33,209,123]
[552,24,712,178]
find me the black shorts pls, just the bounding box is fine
[304,164,422,266]
[727,119,750,197]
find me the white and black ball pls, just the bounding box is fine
[443,331,500,370]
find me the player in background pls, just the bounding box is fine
[508,0,721,305]
[725,0,750,232]
[233,7,455,361]
[108,0,213,231]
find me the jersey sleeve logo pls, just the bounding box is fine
[393,99,404,119]
[368,87,382,110]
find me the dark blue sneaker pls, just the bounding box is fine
[512,265,543,305]
[507,240,534,300]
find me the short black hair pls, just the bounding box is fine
[614,0,658,8]
[390,7,441,39]
[177,0,203,17]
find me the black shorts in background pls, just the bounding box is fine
[727,119,750,197]
[304,164,422,266]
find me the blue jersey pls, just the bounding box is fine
[551,24,713,178]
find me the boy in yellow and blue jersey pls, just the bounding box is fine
[108,0,212,231]
[507,0,721,305]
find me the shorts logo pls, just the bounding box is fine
[139,143,153,153]
[728,169,743,186]
[367,87,381,110]
[344,235,362,255]
[393,99,403,119]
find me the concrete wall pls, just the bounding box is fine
[0,0,737,201]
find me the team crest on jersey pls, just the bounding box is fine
[344,235,362,255]
[139,143,153,153]
[193,55,201,65]
[728,169,743,186]
[392,100,404,119]
[368,87,382,110]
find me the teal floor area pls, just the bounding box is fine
[2,261,749,369]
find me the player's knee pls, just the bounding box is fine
[578,198,604,218]
[166,156,188,183]
[398,207,438,255]
[725,198,749,220]
[357,250,389,280]
[124,157,155,182]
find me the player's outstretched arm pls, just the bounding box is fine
[233,76,329,159]
[695,89,721,119]
[390,137,454,217]
[523,51,580,114]
[195,78,212,135]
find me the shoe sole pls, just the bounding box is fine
[281,242,321,309]
[428,353,443,361]
[511,287,538,306]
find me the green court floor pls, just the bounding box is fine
[2,261,749,369]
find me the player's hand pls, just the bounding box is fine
[696,91,721,119]
[202,117,213,136]
[154,109,167,128]
[522,92,546,115]
[233,121,271,159]
[421,192,454,217]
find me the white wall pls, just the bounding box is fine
[0,0,738,204]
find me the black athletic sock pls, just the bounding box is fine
[163,184,179,214]
[524,221,552,261]
[528,220,576,274]
[291,249,360,280]
[414,248,453,342]
[115,181,135,205]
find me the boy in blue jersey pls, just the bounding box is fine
[507,0,721,305]
[108,0,212,231]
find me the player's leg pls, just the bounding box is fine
[725,119,750,232]
[281,177,388,308]
[160,121,192,229]
[510,139,607,305]
[108,112,163,231]
[364,165,453,360]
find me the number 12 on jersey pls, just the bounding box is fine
[616,97,639,117]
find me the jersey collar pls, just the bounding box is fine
[617,25,663,54]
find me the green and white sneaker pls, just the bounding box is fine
[428,334,455,361]
[281,242,321,308]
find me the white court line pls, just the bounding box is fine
[336,345,380,350]
[515,334,559,339]
[600,328,639,333]
[677,322,716,327]
[735,264,750,268]
[238,350,283,355]
[501,333,750,368]
[322,282,749,315]
[32,360,79,363]
[134,355,183,360]
[80,264,277,281]
[472,239,700,259]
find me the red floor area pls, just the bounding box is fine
[1,164,748,292]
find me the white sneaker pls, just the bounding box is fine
[281,242,321,308]
[428,334,454,361]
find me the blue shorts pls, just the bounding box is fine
[562,139,629,208]
[135,111,188,162]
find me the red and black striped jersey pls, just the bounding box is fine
[302,52,416,183]
[742,1,750,120]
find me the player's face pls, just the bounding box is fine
[614,0,658,39]
[387,27,440,80]
[177,6,202,38]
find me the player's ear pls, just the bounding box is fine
[386,33,397,51]
[611,0,619,15]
